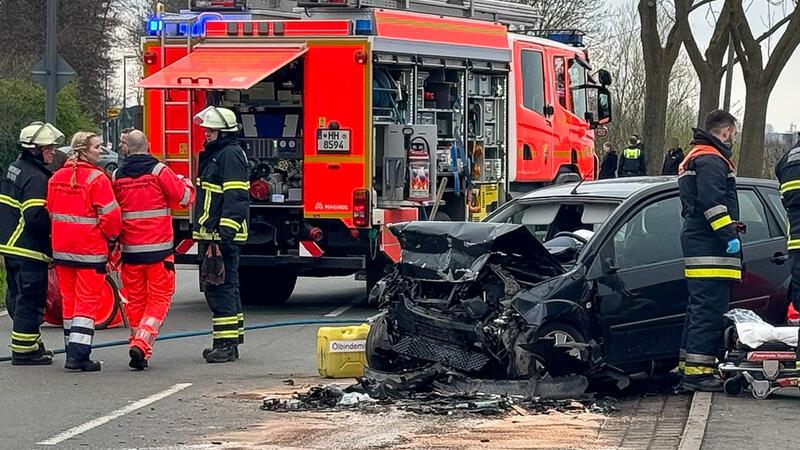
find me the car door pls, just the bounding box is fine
[732,188,791,324]
[591,193,688,369]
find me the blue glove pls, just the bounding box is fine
[726,238,741,254]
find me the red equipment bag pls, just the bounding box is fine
[44,252,128,330]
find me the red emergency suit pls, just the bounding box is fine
[112,155,195,358]
[48,160,121,364]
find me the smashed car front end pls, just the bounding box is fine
[367,222,591,380]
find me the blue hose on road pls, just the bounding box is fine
[0,318,367,363]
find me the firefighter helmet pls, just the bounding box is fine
[19,121,65,148]
[193,106,239,132]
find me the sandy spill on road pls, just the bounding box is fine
[211,377,612,449]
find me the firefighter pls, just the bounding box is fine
[112,130,195,370]
[774,138,800,368]
[192,106,250,363]
[618,135,646,177]
[1,122,64,365]
[48,132,122,372]
[678,110,742,392]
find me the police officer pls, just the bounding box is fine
[1,122,64,365]
[678,110,742,392]
[774,139,800,367]
[192,106,249,363]
[618,135,646,177]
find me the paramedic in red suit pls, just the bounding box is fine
[48,132,122,372]
[112,130,195,370]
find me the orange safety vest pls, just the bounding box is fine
[678,144,736,175]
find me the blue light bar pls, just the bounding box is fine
[545,31,584,47]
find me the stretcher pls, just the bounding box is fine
[719,309,800,399]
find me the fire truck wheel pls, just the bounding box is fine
[239,267,297,305]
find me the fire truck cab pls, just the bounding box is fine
[137,0,612,305]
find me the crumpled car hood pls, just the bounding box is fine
[390,221,565,283]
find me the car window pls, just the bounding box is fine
[613,196,682,269]
[488,200,619,241]
[737,190,772,243]
[763,188,788,235]
[521,50,545,115]
[568,59,587,119]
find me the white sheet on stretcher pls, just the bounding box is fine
[724,309,798,348]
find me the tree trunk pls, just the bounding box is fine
[696,69,723,128]
[643,71,670,175]
[737,84,769,177]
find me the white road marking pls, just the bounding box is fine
[37,383,193,446]
[678,391,713,450]
[324,298,363,317]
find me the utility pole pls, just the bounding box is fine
[45,0,58,123]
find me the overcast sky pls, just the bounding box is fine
[607,0,799,133]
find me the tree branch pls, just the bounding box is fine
[690,0,717,13]
[764,3,800,87]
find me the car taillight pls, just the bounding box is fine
[353,188,369,228]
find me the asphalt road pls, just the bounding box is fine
[0,270,372,449]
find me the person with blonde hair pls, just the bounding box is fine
[47,131,122,372]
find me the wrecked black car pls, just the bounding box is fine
[367,177,792,385]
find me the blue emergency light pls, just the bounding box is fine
[354,19,373,35]
[145,12,243,37]
[544,30,585,47]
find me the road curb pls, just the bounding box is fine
[678,392,713,450]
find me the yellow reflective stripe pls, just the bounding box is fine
[685,268,742,280]
[237,313,244,320]
[192,228,220,241]
[202,182,223,193]
[11,343,39,352]
[678,361,685,371]
[198,188,213,226]
[21,198,46,210]
[0,194,21,209]
[780,180,800,194]
[219,218,241,231]
[234,220,248,242]
[12,331,40,340]
[7,217,25,247]
[222,181,250,191]
[213,331,240,339]
[710,215,733,231]
[212,316,239,325]
[0,244,52,262]
[789,239,800,250]
[684,366,715,376]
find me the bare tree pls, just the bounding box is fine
[529,0,607,34]
[638,0,692,174]
[728,0,800,177]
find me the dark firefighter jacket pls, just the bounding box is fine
[775,142,800,252]
[678,128,740,281]
[618,145,646,176]
[0,150,52,262]
[192,134,250,244]
[662,147,685,175]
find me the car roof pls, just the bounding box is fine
[517,176,778,201]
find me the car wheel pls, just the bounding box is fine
[239,267,296,305]
[515,322,590,378]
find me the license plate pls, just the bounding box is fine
[317,129,350,153]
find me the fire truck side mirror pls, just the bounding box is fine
[597,69,612,87]
[591,87,613,129]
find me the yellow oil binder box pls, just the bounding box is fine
[317,324,370,378]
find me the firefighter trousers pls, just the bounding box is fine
[201,242,244,348]
[121,256,176,359]
[56,266,106,362]
[791,253,800,309]
[680,278,731,377]
[5,257,48,359]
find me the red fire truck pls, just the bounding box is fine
[137,0,612,304]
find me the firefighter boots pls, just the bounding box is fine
[203,342,238,363]
[11,349,53,366]
[203,346,239,360]
[129,347,148,371]
[65,358,101,372]
[680,375,723,392]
